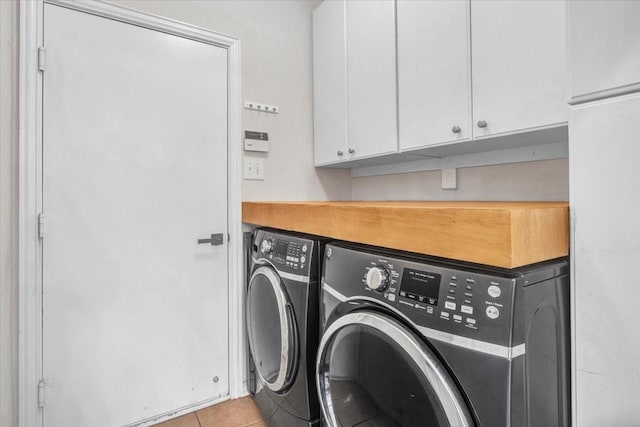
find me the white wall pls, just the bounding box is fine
[0,1,18,425]
[352,158,569,201]
[111,0,352,202]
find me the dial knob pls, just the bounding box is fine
[260,238,274,254]
[366,266,390,292]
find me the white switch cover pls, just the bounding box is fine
[244,158,264,180]
[442,168,457,189]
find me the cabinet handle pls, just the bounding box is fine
[451,126,462,134]
[477,120,488,129]
[337,150,343,156]
[348,148,355,154]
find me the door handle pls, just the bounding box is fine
[198,233,224,246]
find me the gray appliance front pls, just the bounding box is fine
[317,243,569,427]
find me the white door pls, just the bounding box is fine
[345,0,397,160]
[397,0,471,151]
[570,93,640,425]
[471,0,567,138]
[312,0,348,166]
[42,4,229,426]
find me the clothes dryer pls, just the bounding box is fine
[317,242,570,427]
[247,228,327,426]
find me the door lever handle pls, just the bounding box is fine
[198,233,224,246]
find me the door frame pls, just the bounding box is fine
[18,1,244,425]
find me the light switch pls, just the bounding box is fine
[244,158,264,180]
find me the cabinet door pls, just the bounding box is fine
[569,1,640,100]
[397,0,471,151]
[570,93,640,425]
[471,0,568,138]
[313,0,348,166]
[346,0,397,160]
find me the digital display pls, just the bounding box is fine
[399,268,441,305]
[273,240,289,262]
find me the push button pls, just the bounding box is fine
[444,301,456,311]
[461,305,473,314]
[486,306,500,319]
[488,285,501,298]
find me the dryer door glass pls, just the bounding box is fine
[247,266,298,393]
[317,311,473,427]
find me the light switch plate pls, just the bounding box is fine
[442,168,457,190]
[244,158,264,180]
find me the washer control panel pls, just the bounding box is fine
[340,246,516,345]
[427,272,511,337]
[254,231,312,276]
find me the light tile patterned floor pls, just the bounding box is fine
[154,397,266,427]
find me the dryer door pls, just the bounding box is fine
[247,265,299,393]
[316,311,474,427]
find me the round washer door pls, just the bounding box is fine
[316,311,474,427]
[247,265,299,393]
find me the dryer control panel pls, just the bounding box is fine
[253,230,313,277]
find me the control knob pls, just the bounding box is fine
[260,238,274,254]
[366,266,390,292]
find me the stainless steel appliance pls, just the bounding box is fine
[317,242,570,426]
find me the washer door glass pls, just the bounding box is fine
[317,311,473,427]
[247,265,298,393]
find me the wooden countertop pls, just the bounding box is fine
[242,201,569,269]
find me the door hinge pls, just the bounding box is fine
[38,380,46,408]
[38,213,45,239]
[38,47,45,72]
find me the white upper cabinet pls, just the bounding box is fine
[471,0,568,139]
[312,0,397,166]
[346,0,398,160]
[313,0,348,165]
[313,0,568,167]
[568,1,640,101]
[397,0,471,151]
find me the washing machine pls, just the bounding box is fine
[246,228,327,426]
[316,242,570,427]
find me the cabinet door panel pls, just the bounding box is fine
[570,93,640,425]
[346,0,398,159]
[313,0,348,165]
[472,0,568,138]
[569,1,640,99]
[398,0,471,151]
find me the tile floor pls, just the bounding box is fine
[153,396,266,427]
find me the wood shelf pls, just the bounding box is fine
[242,201,569,269]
